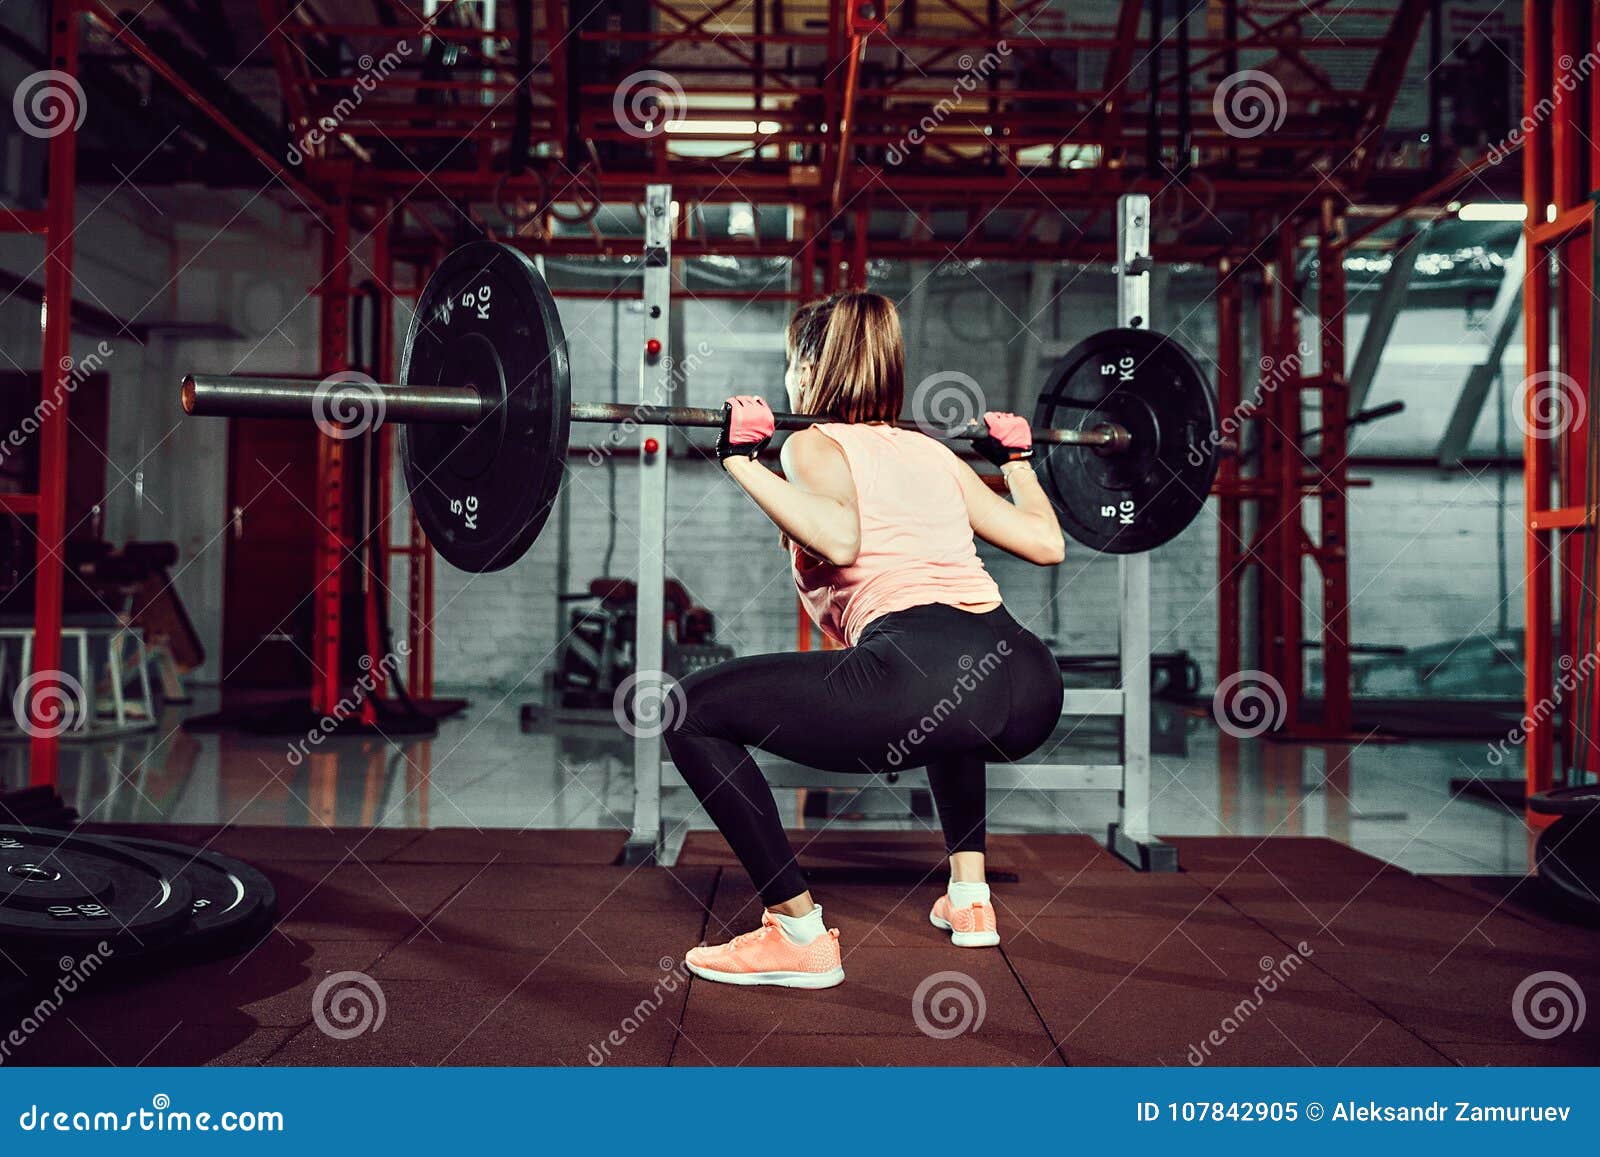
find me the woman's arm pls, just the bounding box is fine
[723,428,861,566]
[951,455,1066,565]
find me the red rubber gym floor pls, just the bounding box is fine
[5,827,1598,1066]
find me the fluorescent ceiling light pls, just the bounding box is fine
[1456,202,1527,222]
[666,119,782,135]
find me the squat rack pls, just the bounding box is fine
[622,187,1171,871]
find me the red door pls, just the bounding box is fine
[222,418,320,687]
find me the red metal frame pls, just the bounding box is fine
[1316,197,1352,736]
[1212,205,1358,741]
[1521,0,1593,806]
[312,183,353,719]
[252,0,1438,236]
[27,0,79,785]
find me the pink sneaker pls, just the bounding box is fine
[930,892,1000,947]
[685,912,845,989]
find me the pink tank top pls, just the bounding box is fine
[790,423,1002,646]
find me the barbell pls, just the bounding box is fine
[178,242,1222,571]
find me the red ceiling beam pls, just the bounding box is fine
[412,234,1250,264]
[1350,0,1431,184]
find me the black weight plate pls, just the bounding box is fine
[1528,785,1600,816]
[401,242,571,572]
[1034,328,1220,554]
[0,826,193,961]
[104,836,276,957]
[1535,817,1600,924]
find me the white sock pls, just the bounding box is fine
[948,879,991,907]
[771,905,826,945]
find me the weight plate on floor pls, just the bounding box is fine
[401,242,571,572]
[105,836,276,957]
[1535,817,1600,924]
[1034,327,1219,554]
[1528,785,1600,816]
[0,826,193,961]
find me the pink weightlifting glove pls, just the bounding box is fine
[716,395,776,464]
[973,411,1033,466]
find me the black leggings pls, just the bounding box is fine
[663,603,1064,905]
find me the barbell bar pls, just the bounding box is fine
[176,241,1222,570]
[180,373,1134,451]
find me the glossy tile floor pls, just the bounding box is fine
[5,690,1536,876]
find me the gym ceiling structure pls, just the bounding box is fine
[1,0,1600,1093]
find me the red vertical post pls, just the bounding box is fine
[1215,260,1242,688]
[797,214,816,301]
[312,188,352,718]
[1550,1,1583,210]
[29,0,80,785]
[1317,198,1351,735]
[1271,219,1305,725]
[408,254,437,700]
[849,207,869,289]
[1523,0,1555,800]
[1254,257,1280,686]
[408,512,433,697]
[369,209,394,703]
